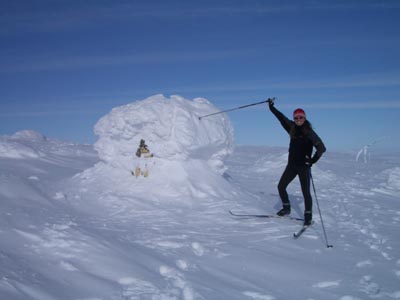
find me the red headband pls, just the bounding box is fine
[293,108,306,118]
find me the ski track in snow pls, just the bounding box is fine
[1,131,400,298]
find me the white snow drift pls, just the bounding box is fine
[94,94,234,173]
[1,95,400,300]
[73,94,236,204]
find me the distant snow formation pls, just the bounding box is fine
[0,130,46,158]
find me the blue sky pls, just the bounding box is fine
[1,0,400,151]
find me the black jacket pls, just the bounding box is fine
[270,105,326,166]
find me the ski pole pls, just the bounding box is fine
[310,170,333,248]
[198,97,275,120]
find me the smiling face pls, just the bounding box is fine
[293,108,306,126]
[294,115,306,126]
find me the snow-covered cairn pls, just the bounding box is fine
[87,93,234,198]
[94,94,233,173]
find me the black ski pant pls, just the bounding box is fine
[277,164,312,214]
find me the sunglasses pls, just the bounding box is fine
[294,116,305,120]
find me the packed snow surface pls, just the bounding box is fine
[1,96,400,300]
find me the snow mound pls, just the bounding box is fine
[12,130,47,142]
[94,94,234,173]
[379,167,400,193]
[70,95,236,208]
[0,130,95,159]
[0,130,46,158]
[0,139,40,158]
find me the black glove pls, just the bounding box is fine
[306,155,320,167]
[267,98,275,108]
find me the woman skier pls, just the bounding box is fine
[268,99,326,226]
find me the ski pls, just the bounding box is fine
[229,210,304,221]
[293,222,314,239]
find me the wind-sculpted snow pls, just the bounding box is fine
[94,94,234,173]
[0,130,97,159]
[374,167,400,195]
[0,130,45,158]
[11,130,47,142]
[73,94,236,204]
[1,135,400,300]
[1,112,400,300]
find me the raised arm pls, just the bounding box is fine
[268,101,293,134]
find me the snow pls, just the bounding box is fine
[1,95,400,300]
[0,131,42,158]
[94,94,234,173]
